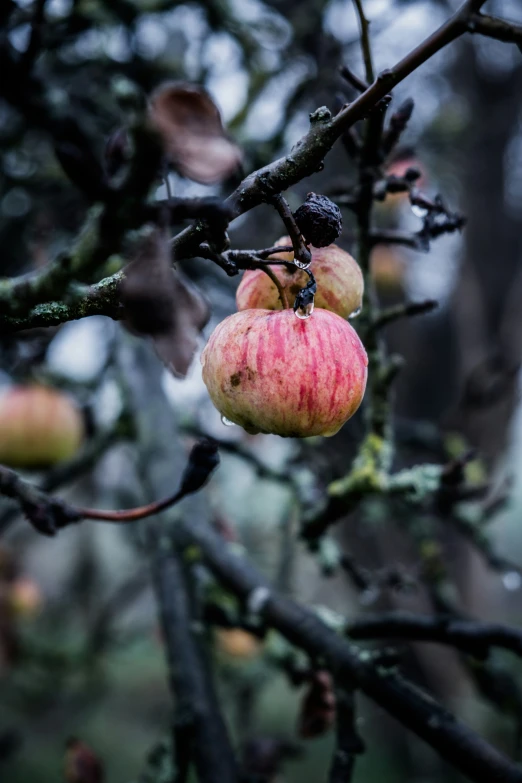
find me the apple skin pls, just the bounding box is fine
[201,308,368,438]
[371,245,405,294]
[215,628,261,659]
[9,578,42,618]
[236,238,363,319]
[0,386,84,468]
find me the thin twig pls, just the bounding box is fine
[258,265,290,309]
[467,13,522,45]
[270,194,311,268]
[0,439,219,535]
[328,688,364,783]
[373,299,438,330]
[352,0,375,84]
[339,65,369,93]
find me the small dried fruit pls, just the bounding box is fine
[293,193,342,248]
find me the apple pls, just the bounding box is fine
[215,628,262,660]
[9,578,42,618]
[371,245,405,294]
[379,155,428,211]
[201,308,368,438]
[0,386,84,468]
[236,237,363,320]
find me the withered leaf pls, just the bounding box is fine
[148,82,242,184]
[121,229,210,378]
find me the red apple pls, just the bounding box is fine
[0,386,84,468]
[236,237,363,320]
[201,308,368,437]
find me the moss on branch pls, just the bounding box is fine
[0,272,123,333]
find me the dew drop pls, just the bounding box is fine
[221,415,236,427]
[411,204,429,219]
[293,259,313,270]
[349,307,362,319]
[502,571,521,591]
[359,585,379,606]
[295,300,314,319]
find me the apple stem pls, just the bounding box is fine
[259,264,291,309]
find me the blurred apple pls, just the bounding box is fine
[370,245,406,295]
[0,386,84,468]
[216,628,262,660]
[381,154,428,211]
[9,578,43,618]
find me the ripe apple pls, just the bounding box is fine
[9,578,42,618]
[201,308,368,438]
[371,245,406,295]
[0,386,84,468]
[236,237,363,320]
[215,628,262,660]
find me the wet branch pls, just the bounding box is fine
[346,611,522,659]
[0,439,219,536]
[178,515,522,783]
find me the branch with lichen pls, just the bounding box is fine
[1,0,510,335]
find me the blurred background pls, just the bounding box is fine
[1,0,522,781]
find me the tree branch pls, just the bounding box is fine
[0,273,124,334]
[328,687,364,783]
[1,0,493,333]
[0,439,219,536]
[169,0,493,263]
[270,194,311,268]
[178,516,522,783]
[346,611,522,660]
[150,546,238,783]
[120,337,237,782]
[373,299,438,330]
[468,13,522,46]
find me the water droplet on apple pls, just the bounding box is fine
[411,204,428,219]
[221,415,236,427]
[502,571,521,591]
[349,307,361,319]
[295,300,314,319]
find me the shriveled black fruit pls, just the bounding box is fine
[293,193,342,248]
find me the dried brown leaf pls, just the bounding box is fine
[148,82,242,184]
[121,230,210,378]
